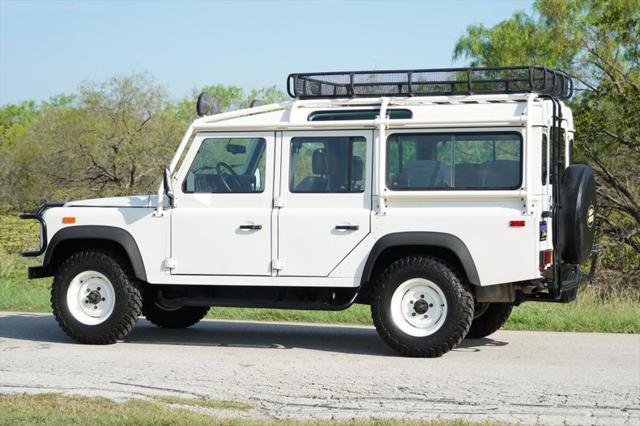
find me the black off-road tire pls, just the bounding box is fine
[51,250,142,344]
[142,291,209,329]
[466,303,513,339]
[371,256,474,357]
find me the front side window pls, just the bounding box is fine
[290,136,366,193]
[387,132,522,190]
[183,137,266,193]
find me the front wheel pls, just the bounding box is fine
[51,250,142,344]
[466,303,513,339]
[371,256,474,357]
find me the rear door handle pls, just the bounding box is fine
[335,225,359,231]
[239,224,262,230]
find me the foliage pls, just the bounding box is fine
[454,0,640,282]
[0,75,287,211]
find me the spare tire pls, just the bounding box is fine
[559,164,596,264]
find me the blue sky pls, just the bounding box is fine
[0,0,534,105]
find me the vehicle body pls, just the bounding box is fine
[22,66,596,356]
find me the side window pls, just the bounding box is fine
[386,132,522,190]
[542,134,548,185]
[183,138,266,193]
[290,136,366,193]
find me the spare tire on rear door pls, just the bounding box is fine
[560,164,596,264]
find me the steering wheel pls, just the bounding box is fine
[216,161,242,192]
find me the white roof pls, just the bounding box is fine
[191,93,570,132]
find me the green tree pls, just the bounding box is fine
[454,0,640,280]
[0,74,288,211]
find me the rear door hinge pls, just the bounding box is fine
[163,257,177,270]
[272,258,285,271]
[273,197,286,208]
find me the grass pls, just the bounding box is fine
[1,214,638,333]
[0,393,239,426]
[0,393,503,425]
[151,395,252,411]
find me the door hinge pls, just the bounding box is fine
[273,197,286,208]
[163,257,177,270]
[272,258,285,271]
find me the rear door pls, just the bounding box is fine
[276,130,372,277]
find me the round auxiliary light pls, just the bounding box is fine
[196,92,220,117]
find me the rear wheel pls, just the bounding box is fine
[142,290,209,329]
[371,256,474,357]
[466,303,513,339]
[51,250,142,344]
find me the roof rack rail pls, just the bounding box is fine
[287,66,573,100]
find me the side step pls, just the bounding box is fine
[154,285,359,311]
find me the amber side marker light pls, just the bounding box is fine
[62,217,76,224]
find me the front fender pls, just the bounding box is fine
[43,225,147,281]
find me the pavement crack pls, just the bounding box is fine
[109,381,207,399]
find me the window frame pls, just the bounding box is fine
[289,135,367,194]
[385,131,524,191]
[180,135,268,195]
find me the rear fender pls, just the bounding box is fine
[361,232,481,286]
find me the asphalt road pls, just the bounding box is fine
[0,312,638,425]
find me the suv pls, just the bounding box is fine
[21,66,596,357]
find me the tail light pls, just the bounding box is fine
[539,249,553,271]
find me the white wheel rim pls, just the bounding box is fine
[66,270,115,325]
[390,278,448,337]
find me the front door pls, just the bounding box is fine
[171,132,274,275]
[276,130,372,277]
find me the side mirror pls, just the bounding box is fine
[163,166,175,207]
[196,92,220,117]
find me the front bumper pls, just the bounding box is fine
[27,266,51,279]
[19,202,64,257]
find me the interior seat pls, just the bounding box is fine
[482,160,520,188]
[294,148,328,192]
[404,160,451,188]
[454,163,482,187]
[351,155,364,191]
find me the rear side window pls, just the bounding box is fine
[386,132,522,190]
[290,136,366,193]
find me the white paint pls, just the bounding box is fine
[390,278,448,337]
[37,94,574,288]
[66,271,115,325]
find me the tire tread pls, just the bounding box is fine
[371,256,474,357]
[51,250,142,345]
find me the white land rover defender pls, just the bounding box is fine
[22,66,596,357]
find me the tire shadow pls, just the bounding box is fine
[0,313,508,357]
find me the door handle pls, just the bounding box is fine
[239,224,262,230]
[335,225,359,231]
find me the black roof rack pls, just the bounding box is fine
[287,66,573,100]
